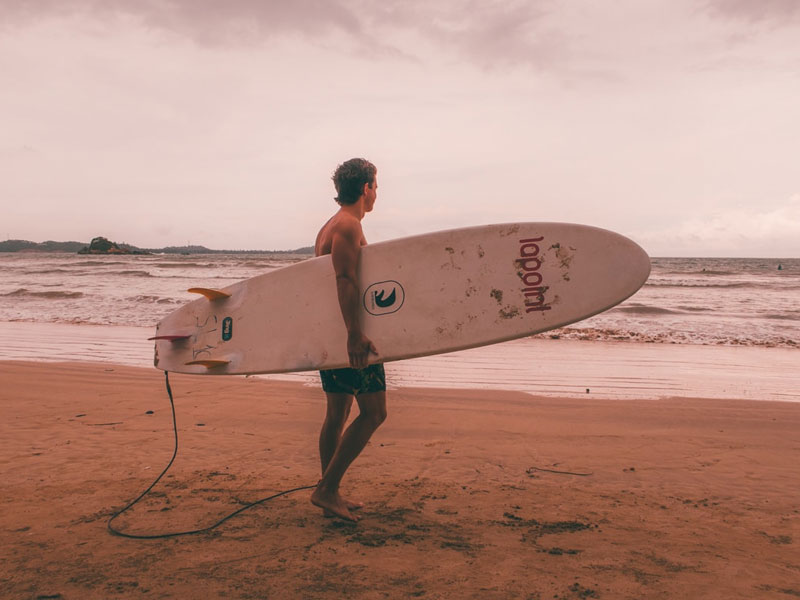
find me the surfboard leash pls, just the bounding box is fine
[106,371,316,540]
[526,466,593,477]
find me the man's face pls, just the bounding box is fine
[364,176,378,212]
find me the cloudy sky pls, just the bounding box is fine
[2,0,799,256]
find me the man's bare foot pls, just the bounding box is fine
[311,487,359,522]
[322,496,363,518]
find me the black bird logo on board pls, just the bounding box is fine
[374,288,397,308]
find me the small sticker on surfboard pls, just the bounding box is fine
[364,280,405,316]
[222,317,233,341]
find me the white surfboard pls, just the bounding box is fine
[152,223,650,375]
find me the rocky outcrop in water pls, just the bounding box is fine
[78,236,150,255]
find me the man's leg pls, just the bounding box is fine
[319,392,353,474]
[311,390,387,521]
[318,393,362,515]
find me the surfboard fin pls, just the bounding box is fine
[148,334,192,341]
[185,358,231,369]
[188,287,231,301]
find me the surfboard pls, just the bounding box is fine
[152,223,650,375]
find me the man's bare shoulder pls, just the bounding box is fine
[333,212,363,234]
[316,212,363,256]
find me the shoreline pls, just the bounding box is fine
[1,320,798,402]
[1,360,798,599]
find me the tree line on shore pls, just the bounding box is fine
[0,236,313,255]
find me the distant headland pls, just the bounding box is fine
[78,237,150,255]
[0,236,314,255]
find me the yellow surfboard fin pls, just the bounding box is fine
[148,334,191,341]
[185,359,231,368]
[188,287,231,301]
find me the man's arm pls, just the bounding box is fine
[330,221,378,368]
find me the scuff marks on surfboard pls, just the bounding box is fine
[551,243,576,281]
[442,246,462,271]
[500,224,521,237]
[464,278,478,298]
[498,306,521,320]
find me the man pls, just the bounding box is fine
[310,158,386,522]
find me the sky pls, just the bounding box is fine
[2,0,799,257]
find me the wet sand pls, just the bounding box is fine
[1,361,798,599]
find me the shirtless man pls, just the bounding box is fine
[310,158,386,522]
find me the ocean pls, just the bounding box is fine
[2,253,797,347]
[1,252,798,400]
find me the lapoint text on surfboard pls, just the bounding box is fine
[517,236,551,313]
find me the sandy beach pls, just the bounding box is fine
[1,360,798,599]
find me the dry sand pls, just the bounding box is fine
[1,360,798,599]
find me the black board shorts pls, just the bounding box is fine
[319,364,386,396]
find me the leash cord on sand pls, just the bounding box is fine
[106,371,316,540]
[526,466,593,477]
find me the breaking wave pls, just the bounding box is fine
[22,268,76,275]
[126,295,180,304]
[541,327,799,348]
[662,270,735,276]
[3,288,85,299]
[68,260,128,267]
[648,282,765,289]
[611,305,680,315]
[153,262,220,269]
[108,270,154,277]
[764,313,800,321]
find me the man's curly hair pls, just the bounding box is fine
[332,158,377,205]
